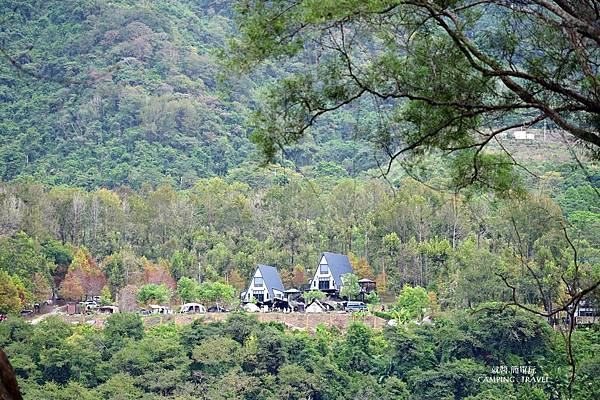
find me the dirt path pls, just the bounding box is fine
[29,306,64,325]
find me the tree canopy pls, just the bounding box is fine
[1,310,597,400]
[230,0,600,180]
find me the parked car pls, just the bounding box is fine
[345,301,368,312]
[20,309,34,317]
[148,305,173,314]
[97,306,120,314]
[79,301,98,313]
[0,314,7,322]
[207,305,229,313]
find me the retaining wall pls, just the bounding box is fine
[58,312,388,332]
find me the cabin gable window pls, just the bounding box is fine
[318,278,330,290]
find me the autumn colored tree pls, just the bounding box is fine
[30,273,52,303]
[60,248,106,299]
[280,269,293,288]
[59,269,85,301]
[375,271,388,296]
[428,291,440,318]
[228,269,246,292]
[291,265,308,289]
[348,253,374,280]
[142,258,175,289]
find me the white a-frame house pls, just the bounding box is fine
[309,252,353,294]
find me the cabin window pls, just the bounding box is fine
[254,277,264,287]
[319,264,328,274]
[318,278,330,290]
[253,290,265,302]
[579,309,596,317]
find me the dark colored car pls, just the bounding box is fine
[345,301,368,312]
[207,306,229,313]
[0,314,7,322]
[19,309,34,317]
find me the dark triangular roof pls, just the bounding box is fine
[322,252,353,287]
[256,264,285,298]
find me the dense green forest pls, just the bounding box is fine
[0,0,377,188]
[1,0,600,399]
[1,161,598,313]
[0,155,598,398]
[1,309,599,400]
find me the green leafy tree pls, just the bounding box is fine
[99,286,113,306]
[230,0,600,168]
[396,285,430,321]
[335,323,374,372]
[192,337,241,375]
[0,232,53,303]
[364,292,380,305]
[276,364,322,400]
[408,359,487,399]
[103,313,144,351]
[0,270,23,314]
[197,281,235,308]
[95,373,145,400]
[340,273,361,300]
[136,284,171,306]
[30,317,74,384]
[303,290,325,304]
[176,277,200,304]
[109,336,191,396]
[169,251,187,283]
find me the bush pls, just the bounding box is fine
[303,290,325,304]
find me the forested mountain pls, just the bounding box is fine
[0,0,377,188]
[1,1,600,399]
[1,0,599,328]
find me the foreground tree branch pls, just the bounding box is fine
[229,0,600,162]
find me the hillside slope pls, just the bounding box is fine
[0,0,378,188]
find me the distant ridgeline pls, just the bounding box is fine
[0,0,380,189]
